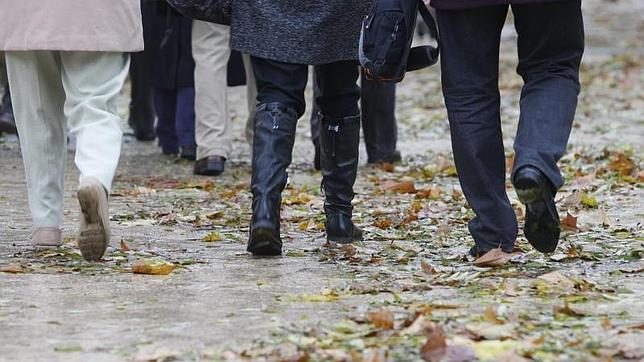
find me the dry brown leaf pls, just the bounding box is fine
[416,186,442,200]
[420,324,447,362]
[377,162,395,173]
[554,302,585,317]
[484,305,505,325]
[421,260,439,275]
[132,258,177,275]
[473,248,520,268]
[373,218,393,229]
[538,271,575,289]
[609,152,635,176]
[1,264,25,273]
[120,239,131,252]
[382,180,417,194]
[561,212,578,230]
[368,308,395,330]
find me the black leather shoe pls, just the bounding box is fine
[194,155,226,176]
[514,166,560,253]
[320,113,363,244]
[128,106,156,141]
[0,112,17,135]
[247,103,298,256]
[180,146,197,161]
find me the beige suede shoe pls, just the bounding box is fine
[77,177,110,261]
[32,227,62,248]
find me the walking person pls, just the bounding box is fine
[0,0,143,261]
[231,1,372,255]
[310,74,400,170]
[191,21,231,174]
[144,1,197,160]
[430,0,584,256]
[0,56,16,136]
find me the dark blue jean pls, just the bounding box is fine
[437,0,584,252]
[154,86,196,153]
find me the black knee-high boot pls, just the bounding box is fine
[247,103,298,255]
[320,113,363,243]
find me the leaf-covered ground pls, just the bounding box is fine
[0,1,642,361]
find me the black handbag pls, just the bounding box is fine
[359,0,439,83]
[165,0,231,25]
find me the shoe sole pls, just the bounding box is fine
[247,227,282,256]
[77,185,109,261]
[515,177,560,254]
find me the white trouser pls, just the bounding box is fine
[192,21,232,160]
[6,51,128,228]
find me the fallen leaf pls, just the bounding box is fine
[609,152,635,176]
[120,239,131,252]
[554,302,586,317]
[203,232,223,242]
[561,212,578,230]
[373,218,393,229]
[484,305,505,325]
[288,291,340,303]
[1,264,25,273]
[382,180,416,194]
[421,260,439,275]
[473,248,520,268]
[420,324,447,362]
[580,191,598,208]
[132,258,177,275]
[377,162,395,173]
[538,271,575,289]
[416,186,442,200]
[368,308,395,330]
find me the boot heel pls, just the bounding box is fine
[248,224,282,256]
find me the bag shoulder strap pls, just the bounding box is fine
[406,0,440,71]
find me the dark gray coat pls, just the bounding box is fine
[431,0,568,9]
[231,1,373,65]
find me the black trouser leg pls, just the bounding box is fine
[0,81,17,135]
[310,76,322,169]
[437,6,517,254]
[511,1,584,190]
[129,51,156,141]
[315,61,363,243]
[361,74,399,163]
[247,57,307,255]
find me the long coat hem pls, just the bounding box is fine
[431,0,570,9]
[231,43,358,66]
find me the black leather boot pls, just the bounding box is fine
[320,113,363,243]
[247,103,298,255]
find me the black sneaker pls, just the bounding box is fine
[514,166,560,253]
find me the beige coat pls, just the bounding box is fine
[0,0,143,52]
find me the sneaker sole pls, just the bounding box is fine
[77,185,109,261]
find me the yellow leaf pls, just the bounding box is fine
[203,232,223,242]
[132,258,177,275]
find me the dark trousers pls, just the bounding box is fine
[129,51,155,125]
[251,57,360,119]
[153,87,196,153]
[311,74,397,162]
[437,1,584,252]
[1,82,12,116]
